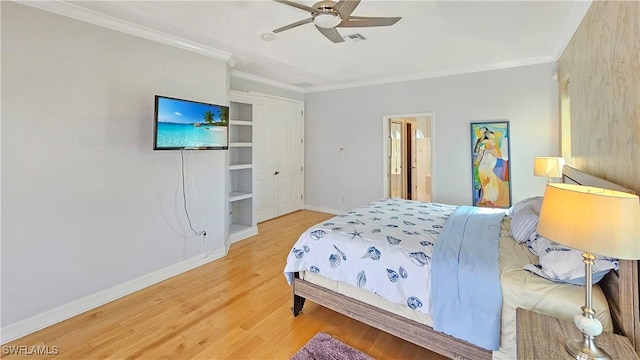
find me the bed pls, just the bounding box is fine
[284,166,640,359]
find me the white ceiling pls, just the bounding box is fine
[24,0,592,92]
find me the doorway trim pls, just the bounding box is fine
[382,113,435,201]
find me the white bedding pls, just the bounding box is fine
[293,215,613,359]
[284,198,457,316]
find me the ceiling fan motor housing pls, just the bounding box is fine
[313,1,339,13]
[312,1,342,28]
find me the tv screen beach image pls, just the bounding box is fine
[155,97,228,149]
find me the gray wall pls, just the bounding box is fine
[304,63,560,211]
[1,2,229,328]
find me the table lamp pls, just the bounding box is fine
[534,157,566,183]
[537,183,640,359]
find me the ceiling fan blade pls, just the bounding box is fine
[273,0,318,14]
[316,26,345,43]
[273,17,314,33]
[339,15,401,27]
[334,0,360,18]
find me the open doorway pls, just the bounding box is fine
[383,114,433,201]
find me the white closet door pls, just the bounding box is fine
[255,101,279,222]
[278,99,304,216]
[255,96,304,222]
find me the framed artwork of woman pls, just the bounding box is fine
[470,121,512,208]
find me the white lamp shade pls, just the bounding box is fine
[533,157,565,178]
[537,183,640,259]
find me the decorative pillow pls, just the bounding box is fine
[510,204,538,243]
[523,232,619,284]
[508,196,543,218]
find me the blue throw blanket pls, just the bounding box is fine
[431,206,506,350]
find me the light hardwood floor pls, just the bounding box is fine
[3,210,447,359]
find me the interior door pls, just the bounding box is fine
[277,99,304,216]
[256,96,304,222]
[406,120,418,200]
[255,100,279,222]
[389,119,405,198]
[387,115,432,201]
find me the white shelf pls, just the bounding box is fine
[230,120,253,126]
[229,191,252,202]
[228,90,257,244]
[229,147,252,166]
[229,163,252,170]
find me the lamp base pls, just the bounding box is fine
[565,336,611,360]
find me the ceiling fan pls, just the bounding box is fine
[272,0,401,43]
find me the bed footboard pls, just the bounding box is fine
[291,272,306,316]
[291,274,491,360]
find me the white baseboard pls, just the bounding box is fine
[0,246,228,345]
[229,226,258,244]
[303,204,343,215]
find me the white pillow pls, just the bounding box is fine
[523,232,619,284]
[510,205,538,243]
[508,196,543,218]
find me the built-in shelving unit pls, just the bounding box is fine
[228,91,258,243]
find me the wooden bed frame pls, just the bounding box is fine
[290,166,640,359]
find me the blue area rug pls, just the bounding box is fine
[291,332,373,360]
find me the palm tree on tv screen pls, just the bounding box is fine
[219,107,228,126]
[203,110,214,125]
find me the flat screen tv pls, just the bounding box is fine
[154,95,229,150]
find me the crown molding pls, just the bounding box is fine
[235,56,556,94]
[304,56,557,93]
[15,0,237,67]
[231,71,306,93]
[550,0,592,60]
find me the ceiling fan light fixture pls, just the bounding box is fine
[313,12,342,28]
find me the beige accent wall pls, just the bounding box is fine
[558,1,640,194]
